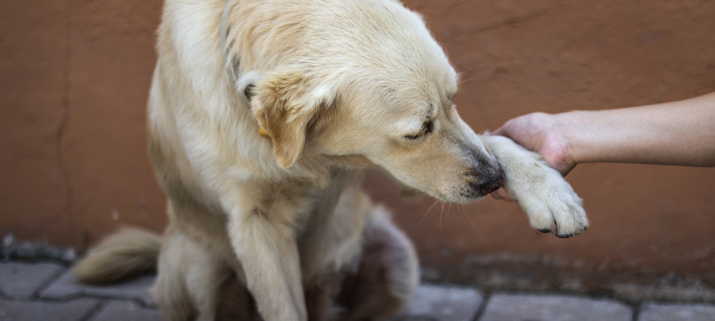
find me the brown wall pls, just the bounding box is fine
[2,0,714,298]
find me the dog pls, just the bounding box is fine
[74,0,589,320]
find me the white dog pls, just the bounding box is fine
[75,0,588,320]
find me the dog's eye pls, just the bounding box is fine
[404,121,434,140]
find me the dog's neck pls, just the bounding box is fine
[219,0,235,82]
[220,0,271,139]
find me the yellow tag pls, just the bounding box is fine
[258,128,270,138]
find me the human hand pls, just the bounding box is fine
[490,112,576,201]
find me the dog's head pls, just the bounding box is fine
[242,1,503,203]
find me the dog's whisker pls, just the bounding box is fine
[457,77,477,85]
[354,163,371,178]
[461,202,476,227]
[439,201,447,232]
[420,199,440,226]
[439,209,443,232]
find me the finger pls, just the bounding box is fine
[492,124,512,137]
[559,165,575,177]
[492,118,517,136]
[553,161,577,177]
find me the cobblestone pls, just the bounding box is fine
[40,269,155,306]
[2,260,715,321]
[389,285,483,321]
[0,262,65,299]
[638,302,715,321]
[0,297,100,321]
[480,294,633,321]
[89,300,160,321]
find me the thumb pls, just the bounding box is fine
[491,120,513,137]
[492,126,507,137]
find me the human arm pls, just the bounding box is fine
[490,92,715,202]
[493,92,715,176]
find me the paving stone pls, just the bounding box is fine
[0,297,100,321]
[480,294,632,321]
[388,285,483,321]
[90,300,160,321]
[0,262,65,299]
[638,302,715,321]
[40,269,155,306]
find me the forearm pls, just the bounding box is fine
[560,92,715,167]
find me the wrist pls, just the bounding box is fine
[551,111,581,168]
[558,109,609,166]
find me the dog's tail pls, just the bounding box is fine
[73,227,162,284]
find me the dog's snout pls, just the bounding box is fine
[463,164,504,198]
[478,167,504,195]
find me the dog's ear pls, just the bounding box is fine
[252,67,335,168]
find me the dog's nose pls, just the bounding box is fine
[479,167,504,195]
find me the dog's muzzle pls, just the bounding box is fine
[478,167,505,195]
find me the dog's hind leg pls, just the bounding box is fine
[152,226,231,321]
[338,206,419,321]
[186,250,232,321]
[152,227,196,321]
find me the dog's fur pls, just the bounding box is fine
[75,0,589,320]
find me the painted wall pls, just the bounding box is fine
[2,0,714,298]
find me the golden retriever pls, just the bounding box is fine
[75,0,588,320]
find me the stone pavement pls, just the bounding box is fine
[2,261,715,321]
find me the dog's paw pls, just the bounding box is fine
[505,162,588,238]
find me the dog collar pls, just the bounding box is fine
[219,0,234,80]
[220,0,270,140]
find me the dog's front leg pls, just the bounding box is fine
[479,134,589,238]
[226,203,307,321]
